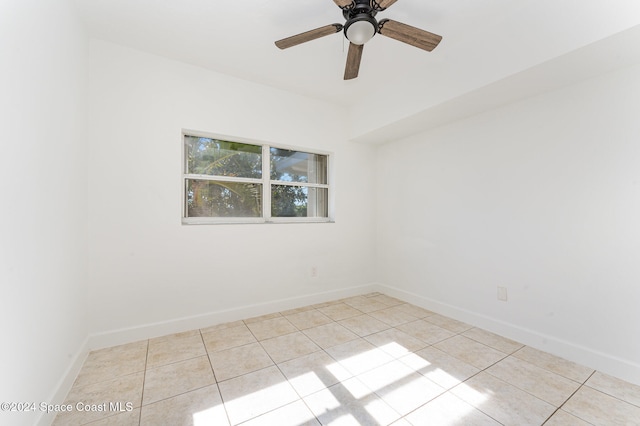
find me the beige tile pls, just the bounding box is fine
[200,320,245,334]
[317,303,363,321]
[74,340,148,387]
[364,328,427,358]
[310,298,344,309]
[486,356,580,406]
[218,365,298,425]
[150,329,199,342]
[513,346,594,383]
[84,409,141,426]
[396,319,455,345]
[394,303,435,319]
[400,346,479,390]
[544,409,592,426]
[338,314,390,337]
[140,385,228,426]
[245,316,297,341]
[210,342,273,382]
[65,296,638,426]
[284,310,332,330]
[280,305,316,316]
[278,351,351,397]
[240,400,319,426]
[142,356,215,405]
[461,328,524,354]
[563,385,640,426]
[303,377,400,426]
[260,331,321,364]
[53,372,144,425]
[368,306,418,327]
[424,314,473,333]
[147,332,206,368]
[302,322,359,349]
[357,360,445,415]
[368,294,404,307]
[340,295,368,304]
[434,335,507,370]
[586,371,640,407]
[201,323,256,352]
[406,392,501,426]
[354,358,414,391]
[451,372,555,425]
[244,312,282,324]
[342,296,389,313]
[325,339,394,376]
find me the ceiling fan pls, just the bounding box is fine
[275,0,442,80]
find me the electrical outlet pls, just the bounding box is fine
[310,266,319,278]
[497,286,508,301]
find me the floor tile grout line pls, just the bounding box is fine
[509,355,595,385]
[239,312,322,424]
[137,339,150,425]
[446,368,508,426]
[137,383,221,409]
[401,388,506,426]
[198,328,233,426]
[435,341,528,426]
[480,355,576,410]
[267,316,335,425]
[64,292,640,426]
[70,368,148,391]
[242,307,410,424]
[144,352,211,371]
[274,314,405,426]
[203,320,280,386]
[540,370,597,425]
[461,337,589,415]
[580,377,640,409]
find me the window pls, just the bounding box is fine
[183,133,331,224]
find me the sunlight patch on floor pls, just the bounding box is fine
[453,382,491,406]
[192,403,226,426]
[379,341,414,357]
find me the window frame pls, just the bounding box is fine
[181,130,333,225]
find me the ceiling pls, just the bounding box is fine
[76,0,640,140]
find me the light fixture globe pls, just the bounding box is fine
[344,15,377,45]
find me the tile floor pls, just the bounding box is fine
[53,293,640,425]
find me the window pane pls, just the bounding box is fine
[186,179,262,217]
[185,136,262,178]
[270,148,327,184]
[271,185,328,218]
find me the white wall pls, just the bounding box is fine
[87,41,378,337]
[0,1,89,425]
[376,62,640,384]
[347,1,640,141]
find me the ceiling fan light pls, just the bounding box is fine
[345,19,376,45]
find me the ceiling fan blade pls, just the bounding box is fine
[333,0,353,8]
[275,24,343,49]
[378,19,442,51]
[344,43,364,80]
[374,0,399,10]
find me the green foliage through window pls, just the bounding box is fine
[183,134,329,222]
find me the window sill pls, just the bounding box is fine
[181,218,334,225]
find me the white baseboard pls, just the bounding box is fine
[40,284,376,425]
[374,283,640,387]
[88,283,377,350]
[43,280,639,426]
[36,336,90,426]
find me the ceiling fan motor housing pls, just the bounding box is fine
[343,0,378,45]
